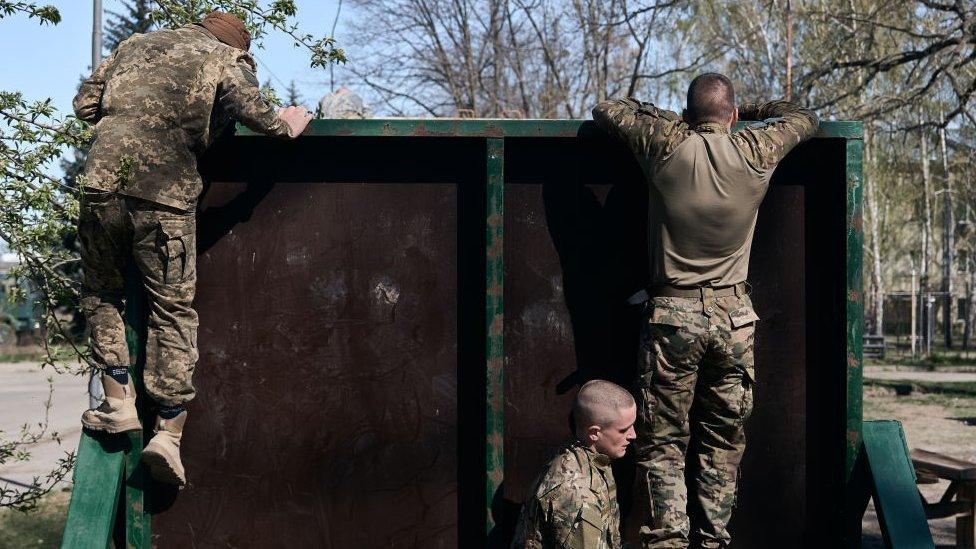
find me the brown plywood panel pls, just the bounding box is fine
[729,184,806,547]
[152,181,459,548]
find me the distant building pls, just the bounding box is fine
[0,252,18,273]
[318,87,370,119]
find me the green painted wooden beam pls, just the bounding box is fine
[60,432,126,549]
[485,137,505,533]
[236,119,862,140]
[861,420,935,548]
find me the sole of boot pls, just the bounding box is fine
[142,446,186,486]
[80,414,143,434]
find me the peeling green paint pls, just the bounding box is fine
[843,134,865,545]
[845,134,865,477]
[485,138,505,533]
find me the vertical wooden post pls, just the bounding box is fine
[123,271,150,547]
[485,138,505,532]
[844,133,865,546]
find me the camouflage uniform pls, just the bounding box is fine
[318,86,370,119]
[513,442,622,549]
[73,24,291,406]
[592,99,818,548]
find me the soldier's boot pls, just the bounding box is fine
[81,372,142,433]
[142,411,187,486]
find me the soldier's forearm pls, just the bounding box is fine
[591,98,641,133]
[738,100,807,121]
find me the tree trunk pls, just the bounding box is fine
[920,127,933,289]
[863,126,885,336]
[940,116,954,348]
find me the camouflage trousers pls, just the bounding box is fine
[635,293,758,549]
[78,189,198,406]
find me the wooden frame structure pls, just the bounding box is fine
[59,118,863,548]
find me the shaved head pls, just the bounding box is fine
[686,72,736,125]
[573,380,636,431]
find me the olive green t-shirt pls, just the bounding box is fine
[592,99,819,286]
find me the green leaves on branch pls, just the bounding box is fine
[0,1,60,24]
[149,0,346,68]
[0,89,89,371]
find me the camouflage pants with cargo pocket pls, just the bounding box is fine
[78,188,198,406]
[635,292,757,549]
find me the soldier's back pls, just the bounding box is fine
[83,25,243,209]
[100,28,221,124]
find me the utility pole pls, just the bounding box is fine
[940,112,953,349]
[88,0,103,411]
[92,0,102,70]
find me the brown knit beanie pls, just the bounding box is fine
[200,11,251,51]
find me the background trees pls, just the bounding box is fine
[341,0,974,344]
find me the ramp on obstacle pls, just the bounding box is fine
[61,118,863,548]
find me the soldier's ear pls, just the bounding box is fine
[586,425,601,443]
[729,107,739,129]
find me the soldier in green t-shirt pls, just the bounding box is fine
[592,73,819,548]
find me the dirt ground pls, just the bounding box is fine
[861,383,976,547]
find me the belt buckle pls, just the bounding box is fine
[700,286,715,317]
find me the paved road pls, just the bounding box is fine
[863,366,976,382]
[0,361,88,491]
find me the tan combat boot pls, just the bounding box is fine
[142,411,187,486]
[81,372,142,433]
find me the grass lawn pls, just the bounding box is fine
[0,489,70,548]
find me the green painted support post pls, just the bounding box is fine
[59,432,126,548]
[485,137,505,533]
[123,284,150,548]
[843,132,865,547]
[62,267,149,548]
[860,420,935,548]
[846,135,865,477]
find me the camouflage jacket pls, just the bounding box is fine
[591,98,819,286]
[512,442,621,549]
[73,24,291,211]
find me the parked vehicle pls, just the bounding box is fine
[0,272,43,349]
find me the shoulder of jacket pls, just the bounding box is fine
[534,448,587,493]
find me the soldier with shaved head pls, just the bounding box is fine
[592,74,818,548]
[512,380,637,549]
